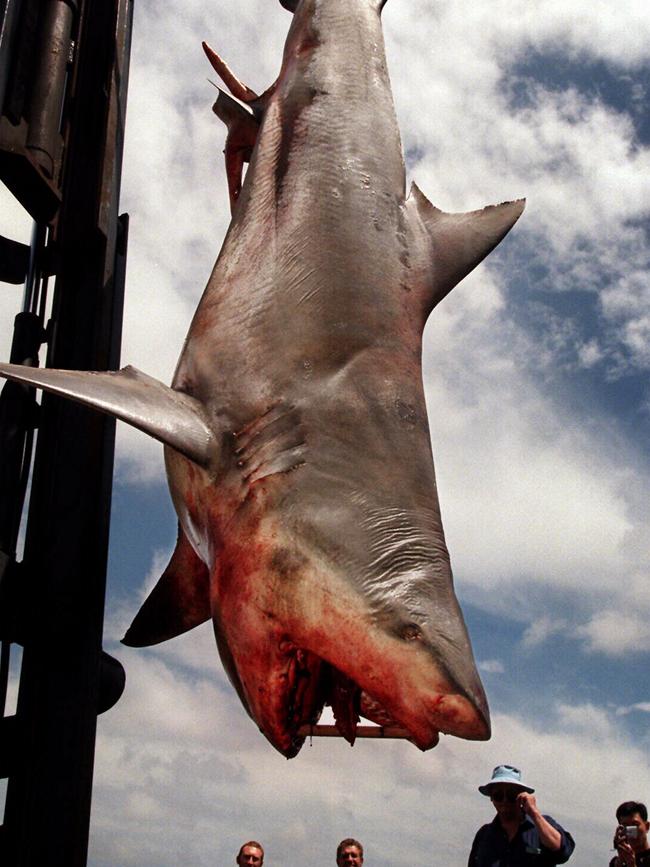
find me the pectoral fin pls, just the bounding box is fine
[122,525,211,647]
[0,363,215,467]
[406,182,525,315]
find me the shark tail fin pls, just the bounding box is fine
[122,525,211,647]
[406,182,525,315]
[0,363,215,467]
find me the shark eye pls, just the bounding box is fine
[401,623,422,641]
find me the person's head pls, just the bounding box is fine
[478,765,534,824]
[616,802,650,853]
[336,839,364,867]
[237,842,264,867]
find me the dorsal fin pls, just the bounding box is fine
[0,363,215,467]
[122,525,211,647]
[406,182,525,316]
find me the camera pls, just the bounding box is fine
[625,826,639,840]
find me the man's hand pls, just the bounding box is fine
[614,825,636,867]
[517,792,540,818]
[516,793,562,852]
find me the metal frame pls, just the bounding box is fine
[0,1,133,863]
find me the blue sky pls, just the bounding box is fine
[1,1,650,866]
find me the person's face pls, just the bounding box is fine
[237,846,264,867]
[618,813,650,852]
[489,785,525,822]
[337,845,363,867]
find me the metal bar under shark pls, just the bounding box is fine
[299,725,411,740]
[0,0,524,759]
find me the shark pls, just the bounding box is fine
[0,0,524,757]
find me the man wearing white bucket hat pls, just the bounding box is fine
[468,764,575,867]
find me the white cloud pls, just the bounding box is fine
[555,701,615,740]
[602,272,650,368]
[114,424,167,484]
[478,659,505,674]
[577,339,604,368]
[423,278,648,625]
[521,617,567,649]
[577,610,650,655]
[616,702,650,716]
[384,0,650,385]
[388,0,650,73]
[492,0,650,66]
[0,184,36,361]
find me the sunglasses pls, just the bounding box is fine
[490,788,521,803]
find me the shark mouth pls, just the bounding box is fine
[245,616,494,758]
[272,644,416,758]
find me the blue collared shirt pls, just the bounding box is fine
[468,814,575,867]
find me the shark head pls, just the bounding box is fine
[204,473,490,757]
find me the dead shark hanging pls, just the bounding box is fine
[0,0,524,757]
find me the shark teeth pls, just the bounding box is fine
[281,646,405,754]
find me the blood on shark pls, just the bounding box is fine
[0,0,524,757]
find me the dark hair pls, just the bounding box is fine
[337,839,363,859]
[616,802,648,822]
[238,842,264,860]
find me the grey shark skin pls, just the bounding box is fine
[0,0,524,757]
